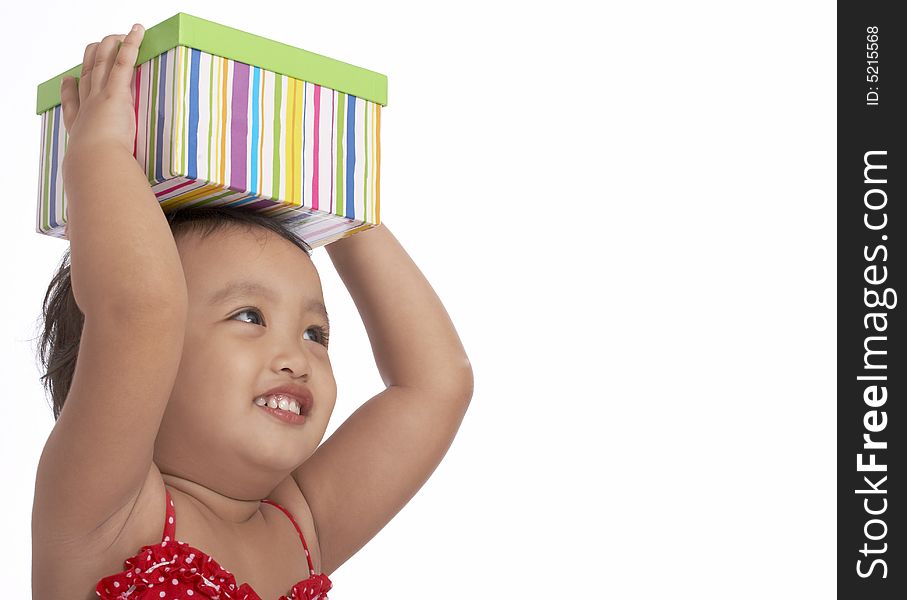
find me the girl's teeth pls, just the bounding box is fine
[254,395,302,416]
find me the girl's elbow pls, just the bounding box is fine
[445,358,474,405]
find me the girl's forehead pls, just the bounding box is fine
[204,278,326,314]
[177,229,319,294]
[180,228,310,266]
[177,224,275,249]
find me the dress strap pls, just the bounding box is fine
[261,498,316,575]
[162,488,177,543]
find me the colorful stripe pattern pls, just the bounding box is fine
[36,46,381,248]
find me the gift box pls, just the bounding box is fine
[35,12,386,248]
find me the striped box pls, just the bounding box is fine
[35,12,387,249]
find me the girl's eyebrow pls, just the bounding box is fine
[208,280,329,324]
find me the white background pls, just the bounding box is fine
[0,1,835,597]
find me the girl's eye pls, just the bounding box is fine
[231,309,330,348]
[304,325,331,348]
[232,308,265,326]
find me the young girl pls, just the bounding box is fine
[32,24,473,600]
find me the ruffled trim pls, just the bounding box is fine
[95,538,333,600]
[95,538,259,599]
[285,572,333,600]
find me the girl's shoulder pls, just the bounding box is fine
[34,464,324,598]
[32,462,166,598]
[102,466,323,573]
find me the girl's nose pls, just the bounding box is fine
[271,340,312,379]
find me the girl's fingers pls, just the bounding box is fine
[107,25,144,91]
[60,76,79,134]
[89,33,126,95]
[78,42,99,105]
[63,25,145,133]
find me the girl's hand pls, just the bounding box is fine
[60,24,145,158]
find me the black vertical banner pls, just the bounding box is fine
[839,2,905,597]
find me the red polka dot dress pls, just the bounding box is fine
[95,489,333,599]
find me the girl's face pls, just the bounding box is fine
[155,224,336,496]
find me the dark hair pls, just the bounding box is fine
[34,206,312,421]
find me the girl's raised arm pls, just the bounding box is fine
[293,223,473,574]
[61,27,186,315]
[33,25,187,557]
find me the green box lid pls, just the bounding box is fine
[36,12,388,114]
